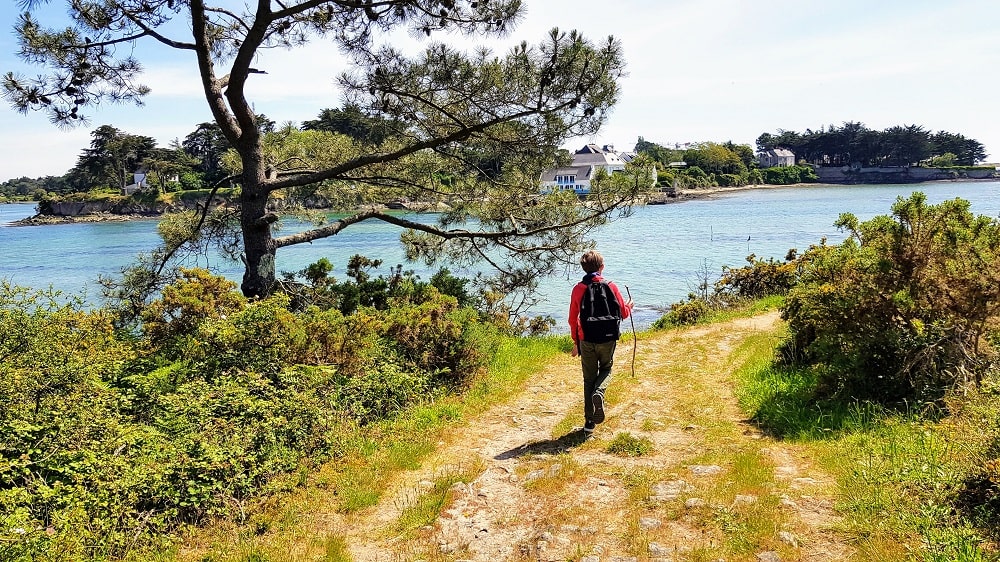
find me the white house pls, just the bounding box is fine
[540,144,633,194]
[757,148,796,168]
[122,169,148,195]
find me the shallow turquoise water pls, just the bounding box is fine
[3,180,999,330]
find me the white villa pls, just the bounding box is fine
[539,144,637,195]
[122,169,149,195]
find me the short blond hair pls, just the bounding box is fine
[580,250,604,274]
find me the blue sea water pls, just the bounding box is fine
[3,181,999,330]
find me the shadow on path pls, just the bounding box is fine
[494,430,590,460]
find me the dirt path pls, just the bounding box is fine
[328,312,852,561]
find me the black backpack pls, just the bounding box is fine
[579,276,622,343]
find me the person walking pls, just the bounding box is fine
[568,250,633,435]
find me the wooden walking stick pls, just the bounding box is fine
[625,285,636,378]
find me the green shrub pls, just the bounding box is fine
[656,169,675,187]
[717,172,747,187]
[780,193,1000,403]
[653,296,710,328]
[330,351,433,424]
[761,165,817,185]
[300,306,382,376]
[383,290,482,379]
[0,271,493,558]
[141,268,247,349]
[716,252,801,299]
[178,171,204,190]
[187,293,307,379]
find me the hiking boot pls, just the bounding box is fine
[592,392,606,424]
[584,420,596,434]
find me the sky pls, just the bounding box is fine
[2,0,999,182]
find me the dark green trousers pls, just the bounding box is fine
[580,339,616,423]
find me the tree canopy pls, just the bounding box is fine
[73,125,157,192]
[5,0,651,300]
[757,122,987,167]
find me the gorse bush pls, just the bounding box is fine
[187,293,307,379]
[0,266,490,560]
[781,193,1000,403]
[141,267,246,349]
[716,251,803,300]
[652,296,710,328]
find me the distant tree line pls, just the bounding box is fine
[757,122,987,168]
[4,118,989,201]
[634,136,817,188]
[0,104,391,199]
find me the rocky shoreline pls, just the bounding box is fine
[9,199,452,226]
[13,212,161,226]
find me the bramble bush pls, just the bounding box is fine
[780,193,1000,403]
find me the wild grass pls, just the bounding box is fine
[620,466,659,505]
[716,449,784,555]
[519,453,586,497]
[392,465,478,535]
[605,432,654,457]
[321,535,352,562]
[731,329,1000,561]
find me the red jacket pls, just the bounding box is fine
[568,273,632,344]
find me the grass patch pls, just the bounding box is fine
[550,413,581,439]
[322,535,353,562]
[730,327,1000,561]
[696,447,784,557]
[393,466,477,535]
[732,330,876,440]
[605,432,654,457]
[729,448,775,493]
[620,466,658,505]
[520,454,586,496]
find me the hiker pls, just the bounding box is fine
[569,250,633,434]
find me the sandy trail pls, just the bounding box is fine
[315,311,851,561]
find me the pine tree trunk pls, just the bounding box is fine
[239,155,274,298]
